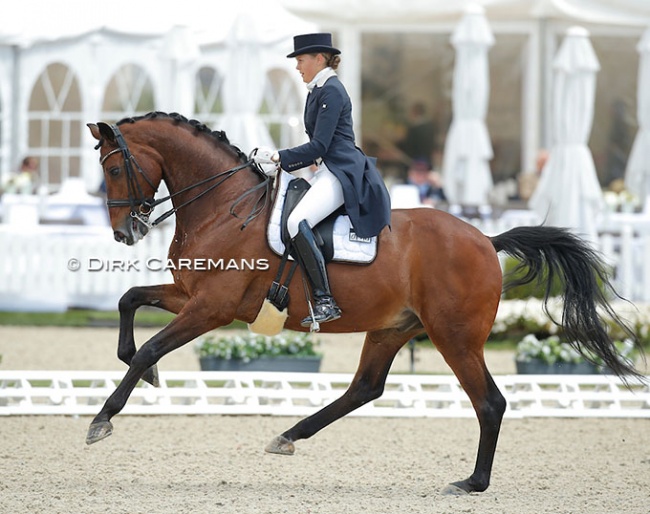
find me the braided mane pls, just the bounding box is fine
[117,111,246,161]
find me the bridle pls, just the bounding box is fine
[98,124,271,230]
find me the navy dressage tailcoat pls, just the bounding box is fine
[278,76,391,239]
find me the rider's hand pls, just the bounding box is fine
[251,147,280,177]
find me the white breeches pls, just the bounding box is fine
[287,163,345,238]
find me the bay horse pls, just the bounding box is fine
[86,112,642,495]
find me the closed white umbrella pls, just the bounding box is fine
[625,27,650,205]
[529,26,603,242]
[442,3,494,206]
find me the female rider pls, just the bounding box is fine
[255,33,391,327]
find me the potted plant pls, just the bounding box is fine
[514,334,635,374]
[195,330,322,372]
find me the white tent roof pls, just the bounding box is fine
[0,0,311,47]
[279,0,650,26]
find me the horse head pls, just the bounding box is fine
[88,121,163,245]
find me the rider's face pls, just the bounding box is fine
[295,54,324,84]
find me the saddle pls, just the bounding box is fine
[249,171,378,336]
[267,171,378,265]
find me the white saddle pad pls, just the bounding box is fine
[267,171,378,264]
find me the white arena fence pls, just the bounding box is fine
[0,371,648,419]
[1,211,650,311]
[0,223,176,311]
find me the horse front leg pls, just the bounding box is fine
[117,284,188,387]
[265,328,414,455]
[86,301,223,445]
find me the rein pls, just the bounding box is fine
[99,124,271,229]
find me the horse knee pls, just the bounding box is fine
[117,345,132,364]
[118,287,144,312]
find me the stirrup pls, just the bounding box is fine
[300,297,342,327]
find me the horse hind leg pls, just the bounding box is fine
[427,320,506,495]
[266,327,418,455]
[444,367,505,495]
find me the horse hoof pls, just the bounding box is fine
[440,483,470,496]
[142,364,160,387]
[86,420,113,445]
[264,435,295,455]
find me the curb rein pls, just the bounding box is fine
[98,124,272,230]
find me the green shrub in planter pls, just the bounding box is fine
[194,331,322,372]
[515,333,636,374]
[491,299,650,350]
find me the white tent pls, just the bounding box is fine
[0,0,316,192]
[3,0,650,196]
[280,0,650,26]
[280,0,650,192]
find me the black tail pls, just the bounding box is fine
[491,225,644,380]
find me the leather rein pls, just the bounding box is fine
[98,124,272,230]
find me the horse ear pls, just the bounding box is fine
[98,122,116,143]
[87,123,101,142]
[87,122,115,143]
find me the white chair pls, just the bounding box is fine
[390,184,421,209]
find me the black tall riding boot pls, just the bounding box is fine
[291,220,342,327]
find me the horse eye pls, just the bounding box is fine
[108,167,120,177]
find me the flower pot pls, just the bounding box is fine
[515,359,599,375]
[199,355,322,372]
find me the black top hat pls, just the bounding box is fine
[287,33,341,58]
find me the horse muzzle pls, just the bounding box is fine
[113,215,149,245]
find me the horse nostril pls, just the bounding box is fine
[114,231,126,242]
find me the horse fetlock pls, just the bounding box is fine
[141,364,160,387]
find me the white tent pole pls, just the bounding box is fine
[9,45,21,172]
[522,20,542,173]
[337,26,362,142]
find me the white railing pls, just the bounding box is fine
[1,371,648,418]
[0,223,175,311]
[1,210,650,310]
[466,213,650,303]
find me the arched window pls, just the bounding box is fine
[28,62,83,190]
[194,66,224,129]
[102,64,155,122]
[259,69,303,148]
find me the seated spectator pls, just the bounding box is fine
[518,149,548,201]
[406,159,447,206]
[2,156,40,195]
